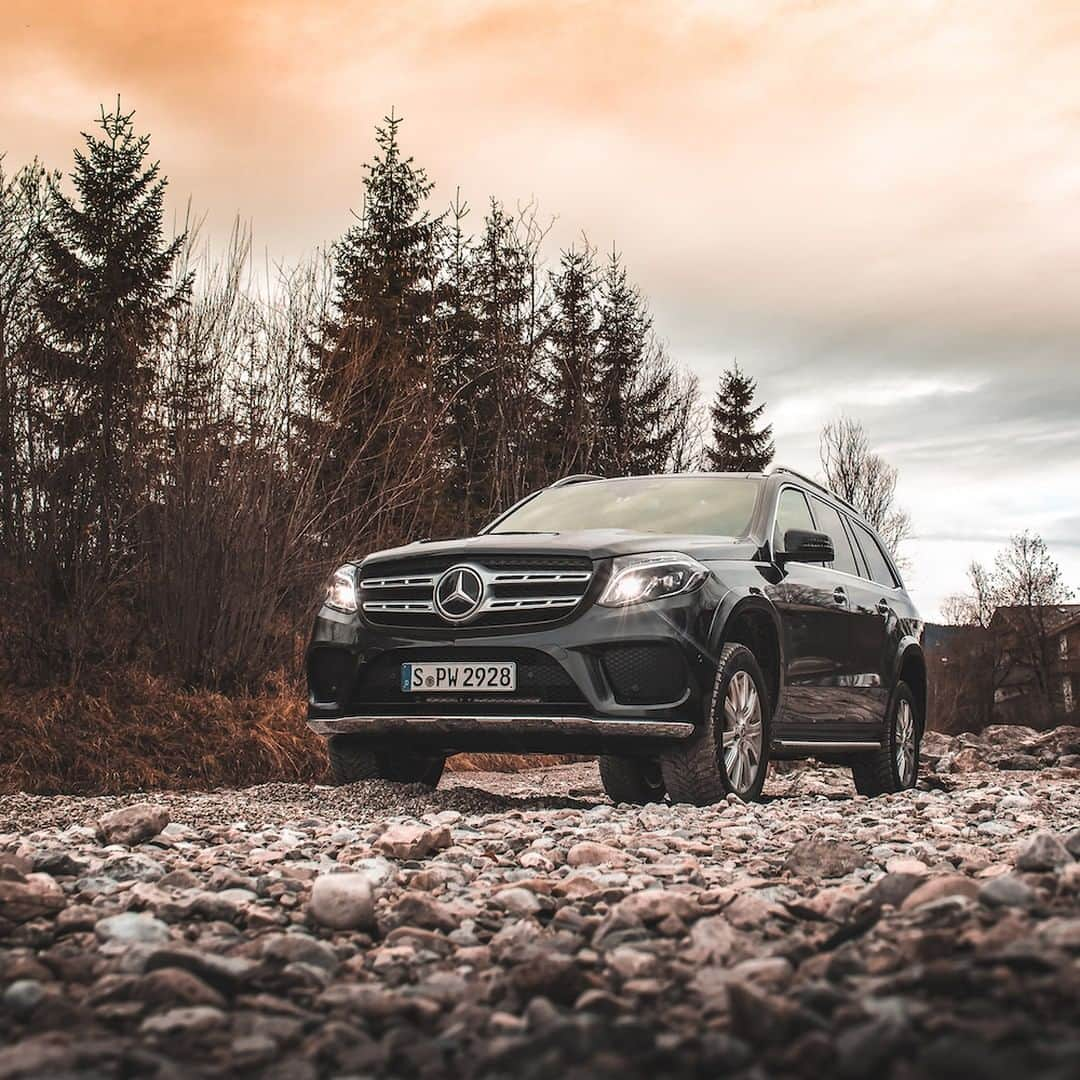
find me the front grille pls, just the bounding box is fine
[360,554,594,630]
[350,648,586,706]
[599,643,687,705]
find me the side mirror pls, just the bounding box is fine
[778,528,834,565]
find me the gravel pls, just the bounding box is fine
[1,725,1079,1078]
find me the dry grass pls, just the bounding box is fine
[0,669,582,795]
[0,668,327,796]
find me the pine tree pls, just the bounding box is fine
[594,249,676,475]
[544,244,600,476]
[35,102,190,571]
[436,191,482,526]
[471,199,545,514]
[704,362,774,472]
[307,112,440,545]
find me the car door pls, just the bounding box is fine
[844,518,901,724]
[768,487,854,728]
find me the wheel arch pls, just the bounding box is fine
[895,641,927,733]
[711,593,784,719]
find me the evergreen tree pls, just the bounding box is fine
[594,249,676,475]
[704,362,774,473]
[35,103,190,573]
[471,199,545,514]
[544,244,600,476]
[307,112,440,544]
[436,191,482,525]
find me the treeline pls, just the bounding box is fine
[0,106,707,694]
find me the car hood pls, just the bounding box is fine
[360,529,761,567]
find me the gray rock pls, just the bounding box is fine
[1015,830,1072,872]
[262,932,340,972]
[493,886,542,916]
[978,874,1035,909]
[97,802,170,846]
[784,839,866,878]
[140,1005,227,1036]
[95,912,171,945]
[101,852,165,882]
[309,872,376,931]
[2,979,46,1016]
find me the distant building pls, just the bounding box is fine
[988,604,1080,725]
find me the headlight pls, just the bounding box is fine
[598,552,709,607]
[325,564,358,613]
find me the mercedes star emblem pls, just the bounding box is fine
[434,565,485,623]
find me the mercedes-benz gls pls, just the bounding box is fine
[306,469,926,805]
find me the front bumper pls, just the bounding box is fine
[306,585,722,753]
[307,713,695,755]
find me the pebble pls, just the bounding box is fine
[0,726,1077,1077]
[308,873,376,931]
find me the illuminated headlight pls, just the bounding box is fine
[325,564,358,614]
[598,552,709,608]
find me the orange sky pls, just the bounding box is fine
[4,0,1080,614]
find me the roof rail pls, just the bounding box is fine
[550,473,604,488]
[770,466,858,512]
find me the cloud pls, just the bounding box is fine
[4,0,1079,617]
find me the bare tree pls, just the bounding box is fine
[819,416,910,554]
[943,531,1073,720]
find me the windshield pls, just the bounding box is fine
[489,476,763,537]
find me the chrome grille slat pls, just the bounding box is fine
[361,575,437,590]
[486,596,581,610]
[362,600,436,613]
[489,571,592,584]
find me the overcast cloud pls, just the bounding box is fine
[3,0,1079,617]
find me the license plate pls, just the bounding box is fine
[401,662,517,693]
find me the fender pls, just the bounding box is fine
[705,575,786,717]
[891,637,928,729]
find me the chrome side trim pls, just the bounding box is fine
[772,739,883,752]
[308,714,695,739]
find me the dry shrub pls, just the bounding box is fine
[0,667,587,795]
[0,667,327,796]
[449,753,586,773]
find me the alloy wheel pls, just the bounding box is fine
[895,698,916,786]
[721,669,763,795]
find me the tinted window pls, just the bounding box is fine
[852,521,899,588]
[809,496,860,576]
[490,477,762,537]
[773,488,815,553]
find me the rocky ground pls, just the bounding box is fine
[1,725,1079,1080]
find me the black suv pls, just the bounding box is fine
[306,469,925,805]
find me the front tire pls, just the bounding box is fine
[660,643,771,806]
[599,756,666,804]
[851,681,920,796]
[327,737,445,787]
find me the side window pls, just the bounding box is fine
[808,496,860,576]
[852,521,899,588]
[772,488,815,553]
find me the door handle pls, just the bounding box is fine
[876,598,890,616]
[833,586,848,606]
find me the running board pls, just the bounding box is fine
[772,739,883,752]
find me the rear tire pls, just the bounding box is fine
[599,755,666,804]
[851,681,920,796]
[660,643,771,806]
[327,737,445,787]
